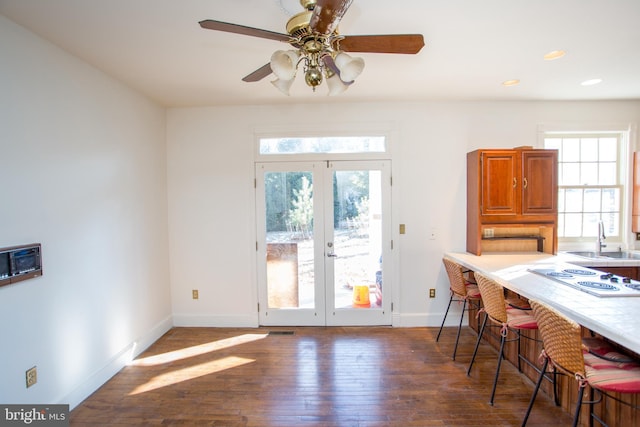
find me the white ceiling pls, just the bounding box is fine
[2,0,639,107]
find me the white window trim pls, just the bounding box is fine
[253,123,395,162]
[537,122,636,250]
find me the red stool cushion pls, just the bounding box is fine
[582,337,640,394]
[506,307,538,330]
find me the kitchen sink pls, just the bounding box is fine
[567,251,640,260]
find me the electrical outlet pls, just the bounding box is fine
[429,288,436,298]
[429,228,436,240]
[26,366,37,388]
[192,289,199,299]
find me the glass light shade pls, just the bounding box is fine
[326,73,348,96]
[271,78,295,96]
[270,50,299,81]
[334,52,365,82]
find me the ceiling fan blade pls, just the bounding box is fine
[339,34,425,54]
[242,63,273,82]
[309,0,353,35]
[199,20,290,43]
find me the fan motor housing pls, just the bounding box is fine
[286,11,313,38]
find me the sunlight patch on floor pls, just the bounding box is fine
[128,356,255,395]
[130,333,268,367]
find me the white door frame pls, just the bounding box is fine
[255,160,392,326]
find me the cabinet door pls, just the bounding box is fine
[481,151,518,215]
[521,150,557,215]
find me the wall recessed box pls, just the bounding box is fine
[0,243,42,287]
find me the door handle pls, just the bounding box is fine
[327,252,338,258]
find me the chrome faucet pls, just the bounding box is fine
[596,220,607,254]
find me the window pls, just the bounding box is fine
[259,136,386,155]
[544,134,623,241]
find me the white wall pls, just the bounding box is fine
[2,8,640,412]
[167,101,640,327]
[0,16,172,408]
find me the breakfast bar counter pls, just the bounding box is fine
[445,251,640,426]
[444,251,640,355]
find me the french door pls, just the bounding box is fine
[255,160,392,326]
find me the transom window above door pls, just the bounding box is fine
[258,136,387,156]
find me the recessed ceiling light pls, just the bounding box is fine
[502,79,520,87]
[581,78,603,86]
[544,50,566,60]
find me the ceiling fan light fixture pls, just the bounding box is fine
[334,52,365,82]
[200,0,424,96]
[326,72,349,96]
[270,50,300,81]
[271,77,295,95]
[304,65,323,88]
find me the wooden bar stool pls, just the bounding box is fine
[436,258,481,360]
[522,299,640,427]
[466,272,540,405]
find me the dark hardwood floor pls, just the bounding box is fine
[70,326,572,426]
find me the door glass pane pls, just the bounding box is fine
[332,170,382,309]
[264,171,315,309]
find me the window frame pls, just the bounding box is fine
[253,123,394,163]
[542,130,629,244]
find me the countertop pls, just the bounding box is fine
[557,250,640,268]
[444,251,640,355]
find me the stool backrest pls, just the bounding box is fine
[475,273,507,323]
[529,299,586,377]
[442,258,468,297]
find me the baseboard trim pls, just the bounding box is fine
[62,315,173,410]
[395,311,468,327]
[172,313,259,328]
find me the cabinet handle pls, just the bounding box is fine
[523,177,528,189]
[513,177,517,188]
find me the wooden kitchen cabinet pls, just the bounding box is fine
[479,150,518,216]
[467,148,558,255]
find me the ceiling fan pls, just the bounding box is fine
[199,0,425,95]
